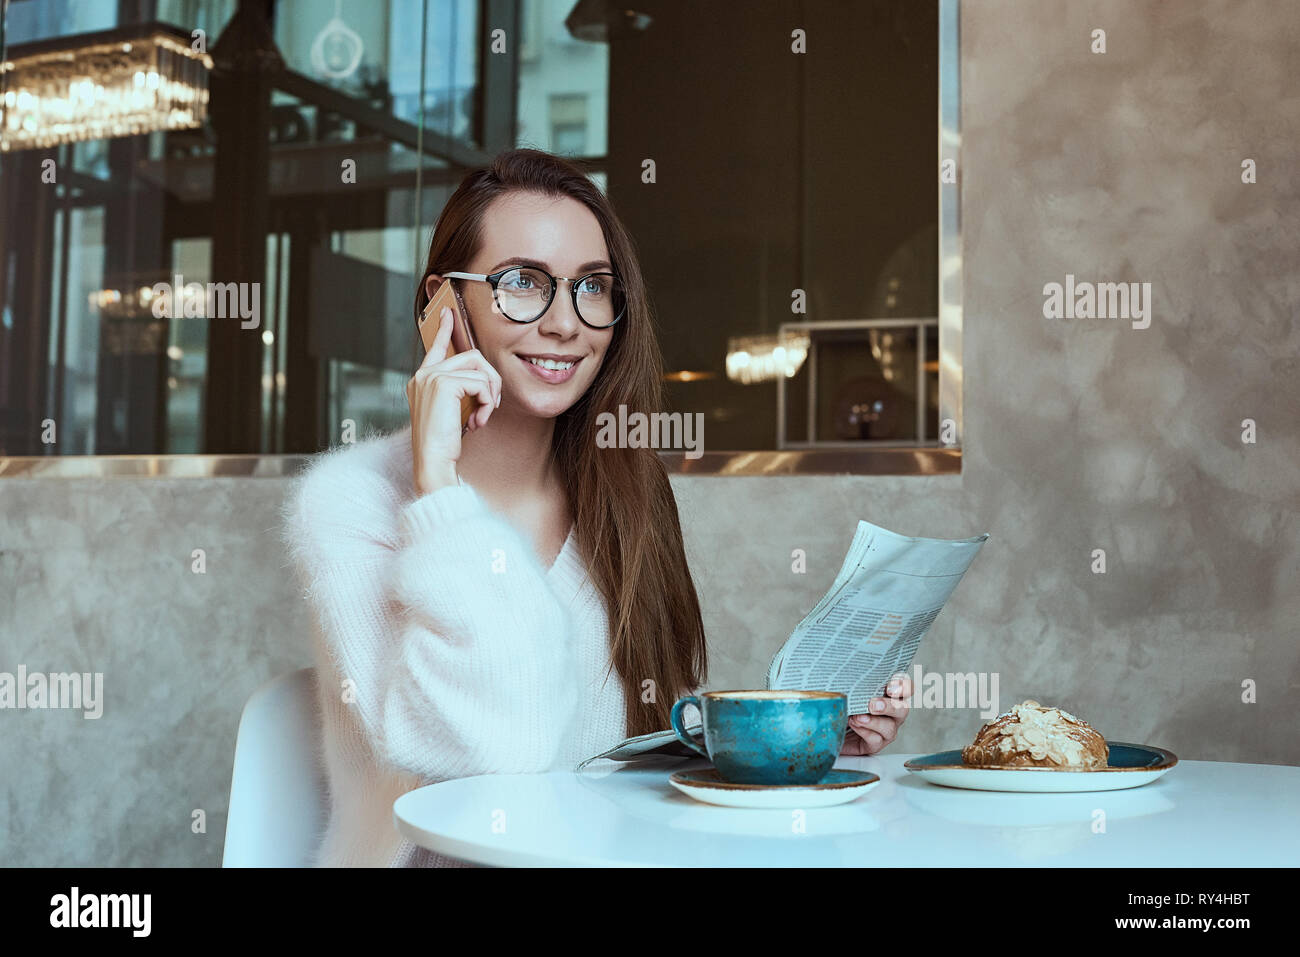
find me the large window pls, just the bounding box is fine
[0,0,955,464]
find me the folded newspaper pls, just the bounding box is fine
[575,519,989,771]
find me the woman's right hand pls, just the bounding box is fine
[407,305,502,496]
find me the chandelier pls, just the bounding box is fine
[0,27,213,152]
[725,332,811,385]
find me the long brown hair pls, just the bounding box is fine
[414,148,707,738]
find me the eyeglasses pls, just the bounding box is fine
[442,266,627,329]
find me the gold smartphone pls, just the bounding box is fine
[418,278,480,429]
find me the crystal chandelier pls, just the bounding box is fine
[0,28,213,152]
[725,332,811,385]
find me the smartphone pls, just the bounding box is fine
[418,278,480,429]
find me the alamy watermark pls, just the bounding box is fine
[899,664,1000,719]
[1042,273,1151,329]
[0,667,103,719]
[595,404,704,459]
[50,887,150,937]
[149,273,260,329]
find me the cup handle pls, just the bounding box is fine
[670,695,710,760]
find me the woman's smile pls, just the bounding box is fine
[517,352,583,384]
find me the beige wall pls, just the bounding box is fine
[1,0,1297,866]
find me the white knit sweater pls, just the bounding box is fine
[281,424,630,867]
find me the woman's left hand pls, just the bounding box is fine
[841,673,912,755]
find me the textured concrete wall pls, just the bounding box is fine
[1,0,1296,866]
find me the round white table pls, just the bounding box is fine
[392,753,1300,866]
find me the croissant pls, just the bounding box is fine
[962,699,1108,769]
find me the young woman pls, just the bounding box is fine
[283,149,910,867]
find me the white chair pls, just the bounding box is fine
[223,667,328,867]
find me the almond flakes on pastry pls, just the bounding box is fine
[961,699,1108,769]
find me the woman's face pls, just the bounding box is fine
[426,190,616,420]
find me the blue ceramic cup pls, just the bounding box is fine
[669,690,847,786]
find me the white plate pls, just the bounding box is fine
[903,741,1178,792]
[668,769,880,808]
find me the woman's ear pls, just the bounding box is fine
[424,273,443,301]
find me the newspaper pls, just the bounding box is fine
[764,520,988,715]
[575,519,988,771]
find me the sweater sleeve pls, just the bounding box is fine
[283,454,581,782]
